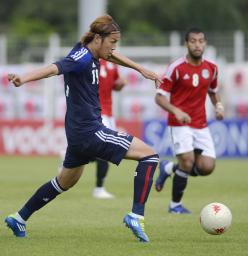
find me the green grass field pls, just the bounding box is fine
[0,156,247,256]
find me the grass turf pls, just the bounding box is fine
[0,156,247,256]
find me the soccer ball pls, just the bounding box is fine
[200,202,232,235]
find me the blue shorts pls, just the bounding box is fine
[63,125,133,168]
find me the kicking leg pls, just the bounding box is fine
[123,137,159,242]
[5,166,84,237]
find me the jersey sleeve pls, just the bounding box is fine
[55,48,90,75]
[208,65,218,93]
[156,64,177,96]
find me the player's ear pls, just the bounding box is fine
[94,34,102,43]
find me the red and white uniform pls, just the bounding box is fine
[99,59,120,117]
[157,56,218,128]
[157,56,218,157]
[99,59,120,130]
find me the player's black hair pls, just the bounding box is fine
[185,28,205,42]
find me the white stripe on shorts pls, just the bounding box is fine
[95,132,129,150]
[95,130,131,150]
[99,130,131,148]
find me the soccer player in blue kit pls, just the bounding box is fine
[5,15,161,242]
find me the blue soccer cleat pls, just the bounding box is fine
[155,160,172,192]
[168,205,191,214]
[5,214,26,237]
[123,214,149,242]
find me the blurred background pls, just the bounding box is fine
[0,0,247,158]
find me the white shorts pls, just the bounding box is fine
[170,126,216,158]
[102,115,117,131]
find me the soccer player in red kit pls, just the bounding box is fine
[93,59,126,198]
[155,28,224,214]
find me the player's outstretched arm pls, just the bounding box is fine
[8,64,59,87]
[109,52,162,87]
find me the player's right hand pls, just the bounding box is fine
[8,73,22,87]
[139,68,163,86]
[174,109,191,124]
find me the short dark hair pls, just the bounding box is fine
[185,28,205,42]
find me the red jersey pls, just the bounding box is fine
[99,59,120,116]
[157,56,218,128]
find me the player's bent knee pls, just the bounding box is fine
[199,162,215,176]
[201,167,215,176]
[140,148,157,160]
[193,166,215,176]
[148,148,157,156]
[180,159,194,172]
[141,143,157,157]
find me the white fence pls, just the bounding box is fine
[1,61,248,121]
[0,31,248,120]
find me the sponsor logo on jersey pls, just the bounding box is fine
[202,69,210,79]
[117,131,128,137]
[183,74,190,80]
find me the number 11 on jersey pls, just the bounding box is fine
[92,69,99,85]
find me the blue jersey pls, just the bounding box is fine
[55,43,102,146]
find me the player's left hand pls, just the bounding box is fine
[215,102,224,120]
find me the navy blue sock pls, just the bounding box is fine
[172,169,188,203]
[96,159,109,187]
[132,154,159,216]
[172,163,178,173]
[18,177,65,221]
[190,164,202,176]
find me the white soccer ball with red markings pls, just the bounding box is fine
[200,202,232,235]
